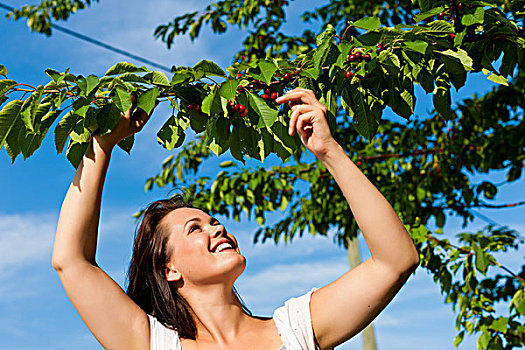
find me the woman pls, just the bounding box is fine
[51,88,420,350]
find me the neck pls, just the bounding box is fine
[179,282,251,344]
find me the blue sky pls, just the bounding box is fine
[1,1,523,349]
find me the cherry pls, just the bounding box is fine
[238,73,242,77]
[261,93,269,99]
[265,88,271,95]
[258,35,264,40]
[354,51,362,60]
[457,2,464,10]
[345,71,354,79]
[348,54,356,62]
[237,84,243,91]
[283,72,292,81]
[238,105,246,113]
[363,54,371,61]
[356,161,362,166]
[449,33,455,39]
[271,92,278,100]
[234,104,241,112]
[437,12,445,20]
[195,105,201,111]
[187,104,194,111]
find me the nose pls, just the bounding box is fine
[211,223,226,238]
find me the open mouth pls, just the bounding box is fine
[210,241,236,253]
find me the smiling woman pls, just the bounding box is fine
[126,196,252,340]
[51,88,419,350]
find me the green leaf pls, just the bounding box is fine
[219,160,235,168]
[490,317,508,333]
[66,140,89,169]
[0,100,23,149]
[413,7,445,22]
[258,60,278,84]
[462,7,485,26]
[194,59,226,77]
[511,289,525,315]
[477,331,491,349]
[20,85,44,132]
[348,84,381,140]
[144,71,170,86]
[137,88,160,115]
[454,331,465,348]
[482,69,509,86]
[54,111,82,154]
[438,49,474,71]
[118,134,134,154]
[157,115,187,150]
[201,86,222,116]
[218,79,238,102]
[110,88,132,113]
[404,40,429,54]
[353,17,381,30]
[96,103,121,135]
[379,50,400,68]
[418,0,433,11]
[105,62,148,76]
[474,245,489,275]
[248,92,278,128]
[205,116,230,157]
[0,64,6,76]
[0,79,17,96]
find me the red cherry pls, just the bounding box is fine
[234,104,241,111]
[348,54,356,62]
[187,104,193,111]
[238,105,246,113]
[195,105,201,111]
[354,51,362,60]
[345,71,354,79]
[363,54,371,61]
[265,88,271,95]
[449,33,455,38]
[258,35,264,40]
[271,92,278,100]
[458,2,464,10]
[240,110,247,118]
[283,72,292,81]
[437,12,445,20]
[238,73,242,77]
[357,161,362,166]
[261,94,269,99]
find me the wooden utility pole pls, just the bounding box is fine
[347,234,378,350]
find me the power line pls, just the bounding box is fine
[0,1,172,73]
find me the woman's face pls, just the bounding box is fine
[161,207,246,286]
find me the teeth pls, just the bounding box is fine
[214,242,233,253]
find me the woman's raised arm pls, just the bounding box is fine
[275,89,420,350]
[51,96,154,350]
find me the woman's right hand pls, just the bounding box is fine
[95,94,156,150]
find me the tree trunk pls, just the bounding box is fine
[346,235,378,350]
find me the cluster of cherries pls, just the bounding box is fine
[437,0,476,20]
[186,104,201,112]
[344,46,373,79]
[226,100,248,119]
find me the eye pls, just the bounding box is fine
[189,224,200,233]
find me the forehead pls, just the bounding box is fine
[161,207,210,235]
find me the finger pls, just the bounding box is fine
[275,90,320,107]
[296,111,315,138]
[289,104,318,135]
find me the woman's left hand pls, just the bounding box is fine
[274,88,336,159]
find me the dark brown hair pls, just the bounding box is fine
[125,193,251,340]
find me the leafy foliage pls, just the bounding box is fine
[3,0,525,348]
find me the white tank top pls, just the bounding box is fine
[147,287,320,350]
